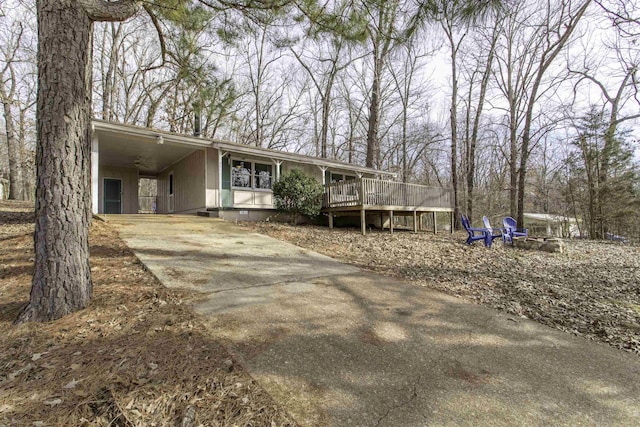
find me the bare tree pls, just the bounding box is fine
[567,33,640,237]
[0,14,26,199]
[515,0,592,225]
[459,16,499,222]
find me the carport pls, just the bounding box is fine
[91,120,210,214]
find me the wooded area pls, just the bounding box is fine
[1,0,638,239]
[0,0,638,320]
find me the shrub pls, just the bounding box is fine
[272,169,324,225]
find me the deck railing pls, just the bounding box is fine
[323,178,453,210]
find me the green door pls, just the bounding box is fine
[221,159,232,207]
[104,178,122,214]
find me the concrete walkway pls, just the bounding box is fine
[110,215,640,426]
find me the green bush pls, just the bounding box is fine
[272,169,324,224]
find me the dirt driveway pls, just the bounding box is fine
[110,215,640,426]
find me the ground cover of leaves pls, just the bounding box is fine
[247,222,640,355]
[0,201,295,427]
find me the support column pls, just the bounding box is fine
[328,212,334,229]
[390,210,394,234]
[413,211,418,233]
[318,165,328,185]
[450,212,454,234]
[433,212,438,234]
[361,209,366,235]
[271,159,283,181]
[91,133,99,215]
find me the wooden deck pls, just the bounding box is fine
[322,178,454,235]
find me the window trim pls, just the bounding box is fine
[230,157,274,192]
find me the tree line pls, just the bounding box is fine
[0,0,638,320]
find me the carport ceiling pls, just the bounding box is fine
[95,127,203,176]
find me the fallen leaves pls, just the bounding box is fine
[0,201,296,427]
[252,222,640,355]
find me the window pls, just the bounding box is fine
[232,160,252,188]
[231,160,273,190]
[255,163,273,189]
[331,173,356,183]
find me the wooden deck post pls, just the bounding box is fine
[450,211,454,234]
[390,210,394,234]
[361,209,366,235]
[433,211,437,234]
[413,211,418,233]
[328,212,333,229]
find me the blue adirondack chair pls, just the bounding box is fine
[461,214,490,246]
[482,216,503,248]
[502,216,528,243]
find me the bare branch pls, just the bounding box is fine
[79,0,141,22]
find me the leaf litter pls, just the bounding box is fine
[247,221,640,355]
[0,201,296,427]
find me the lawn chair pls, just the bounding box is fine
[482,216,503,248]
[461,214,490,247]
[502,216,528,243]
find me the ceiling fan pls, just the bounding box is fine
[133,156,152,170]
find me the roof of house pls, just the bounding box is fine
[92,119,396,177]
[523,213,579,223]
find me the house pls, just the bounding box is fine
[92,120,454,232]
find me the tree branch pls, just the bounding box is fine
[140,3,169,71]
[80,0,141,22]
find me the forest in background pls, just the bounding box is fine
[1,0,639,240]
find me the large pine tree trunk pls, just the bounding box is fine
[18,1,93,322]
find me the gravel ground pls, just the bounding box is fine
[246,222,640,355]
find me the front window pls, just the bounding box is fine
[232,160,252,188]
[255,163,273,189]
[331,173,356,183]
[231,160,273,190]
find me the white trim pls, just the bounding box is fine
[102,177,123,214]
[91,134,99,214]
[93,119,211,149]
[213,141,396,177]
[318,166,328,186]
[204,148,208,194]
[230,157,274,192]
[92,119,395,178]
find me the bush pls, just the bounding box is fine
[272,169,324,225]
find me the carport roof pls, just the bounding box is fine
[92,120,396,178]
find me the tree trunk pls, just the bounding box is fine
[1,98,23,200]
[18,1,94,322]
[365,55,382,168]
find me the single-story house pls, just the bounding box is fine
[91,120,396,221]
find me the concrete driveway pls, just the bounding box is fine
[110,215,640,426]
